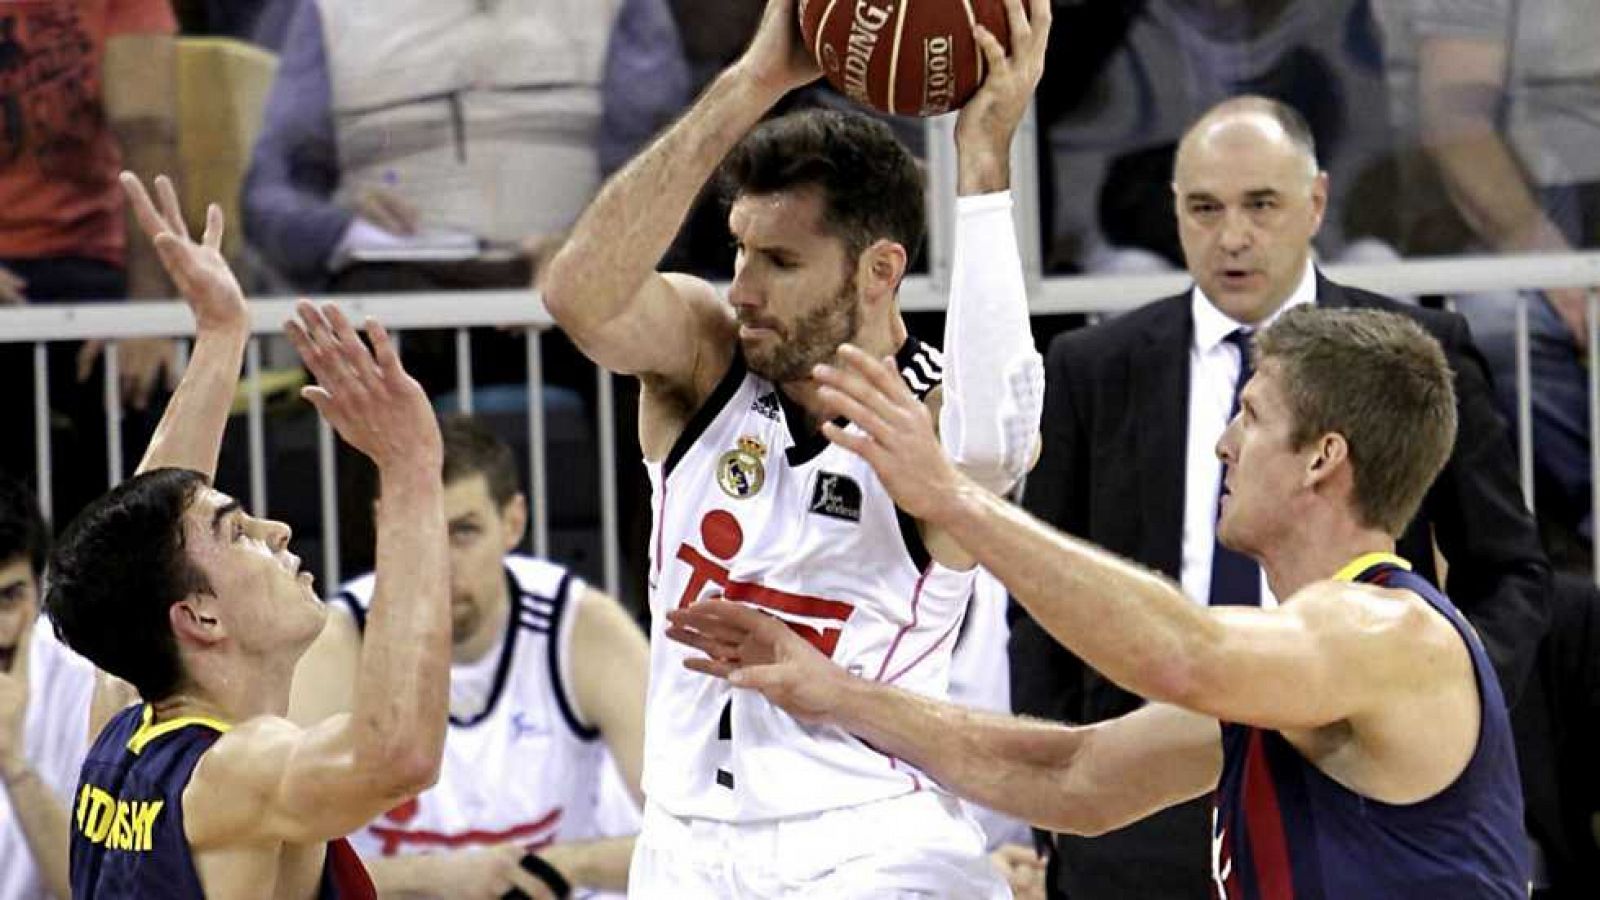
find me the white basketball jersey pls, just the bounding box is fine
[0,618,97,900]
[333,555,637,863]
[644,337,979,822]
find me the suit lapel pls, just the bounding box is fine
[1314,269,1350,308]
[1132,296,1192,577]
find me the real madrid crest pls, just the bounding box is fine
[716,434,767,499]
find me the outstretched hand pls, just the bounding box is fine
[285,301,441,472]
[812,344,967,525]
[120,172,248,335]
[665,599,844,724]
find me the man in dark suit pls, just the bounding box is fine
[1012,95,1551,899]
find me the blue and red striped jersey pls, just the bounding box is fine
[1211,553,1529,899]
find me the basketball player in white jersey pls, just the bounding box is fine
[291,415,648,899]
[539,0,1051,894]
[0,474,137,900]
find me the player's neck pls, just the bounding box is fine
[154,657,297,725]
[1261,513,1394,599]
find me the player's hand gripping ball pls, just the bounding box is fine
[799,0,1014,117]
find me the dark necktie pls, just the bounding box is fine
[1209,328,1261,607]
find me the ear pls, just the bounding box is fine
[169,595,227,648]
[1304,431,1349,489]
[1309,171,1330,234]
[501,493,529,553]
[858,239,908,302]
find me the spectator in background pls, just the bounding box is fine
[0,475,131,900]
[1010,95,1549,900]
[0,0,181,525]
[291,415,647,900]
[243,0,687,592]
[1374,0,1600,569]
[1041,0,1396,275]
[243,0,683,302]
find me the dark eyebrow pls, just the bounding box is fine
[211,500,243,538]
[1244,189,1281,201]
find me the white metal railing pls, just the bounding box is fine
[3,252,1599,592]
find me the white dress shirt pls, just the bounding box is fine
[1178,259,1317,607]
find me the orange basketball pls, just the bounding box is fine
[798,0,1013,118]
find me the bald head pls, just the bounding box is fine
[1171,96,1329,324]
[1177,96,1320,184]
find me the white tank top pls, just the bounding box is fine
[1,619,96,900]
[644,337,979,822]
[333,555,636,860]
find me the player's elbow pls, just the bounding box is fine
[358,730,443,796]
[1137,649,1214,713]
[537,250,583,327]
[384,746,442,795]
[1037,800,1122,838]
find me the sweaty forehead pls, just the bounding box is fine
[728,189,831,243]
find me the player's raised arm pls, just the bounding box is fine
[934,0,1048,495]
[184,303,450,846]
[539,0,817,383]
[121,173,250,480]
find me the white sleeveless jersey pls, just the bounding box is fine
[1,618,96,900]
[644,337,979,822]
[333,555,638,863]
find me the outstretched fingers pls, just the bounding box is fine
[119,172,171,242]
[201,203,225,251]
[365,317,403,378]
[153,174,192,241]
[323,304,382,384]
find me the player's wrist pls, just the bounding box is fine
[955,145,1012,196]
[0,752,35,787]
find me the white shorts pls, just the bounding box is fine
[627,790,1011,899]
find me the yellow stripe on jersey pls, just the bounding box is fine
[126,703,231,755]
[1333,552,1412,584]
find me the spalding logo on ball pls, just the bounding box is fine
[799,0,1013,117]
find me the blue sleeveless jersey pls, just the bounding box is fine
[1212,553,1529,899]
[70,704,375,899]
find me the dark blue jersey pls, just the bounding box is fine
[70,704,375,899]
[1212,553,1529,899]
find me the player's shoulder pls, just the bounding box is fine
[504,554,573,601]
[330,570,378,612]
[183,715,300,848]
[1291,578,1459,654]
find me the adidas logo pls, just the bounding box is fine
[751,391,781,421]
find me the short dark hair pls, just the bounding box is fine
[0,476,48,579]
[1255,307,1457,535]
[720,109,925,266]
[45,468,212,701]
[441,415,519,508]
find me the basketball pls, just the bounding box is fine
[799,0,1013,118]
